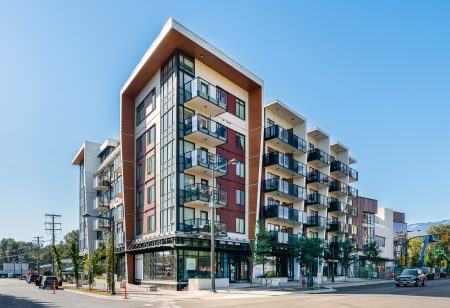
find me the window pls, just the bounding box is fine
[147,215,156,233]
[136,191,143,208]
[235,218,245,234]
[147,185,155,204]
[146,155,155,174]
[236,132,245,150]
[136,102,145,125]
[375,235,386,247]
[136,136,142,155]
[136,163,142,181]
[236,190,245,205]
[147,125,156,146]
[236,99,245,120]
[147,88,156,113]
[136,218,142,235]
[236,162,245,178]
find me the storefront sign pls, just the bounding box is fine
[186,258,197,270]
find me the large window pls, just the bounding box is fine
[147,215,156,233]
[235,218,245,234]
[146,155,155,174]
[137,88,156,126]
[136,102,145,125]
[136,136,143,155]
[136,191,143,208]
[136,218,142,235]
[236,132,245,150]
[136,163,142,181]
[236,99,245,120]
[375,235,386,247]
[147,185,155,204]
[236,162,245,178]
[147,125,156,146]
[236,190,245,205]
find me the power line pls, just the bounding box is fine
[45,214,62,275]
[33,236,43,275]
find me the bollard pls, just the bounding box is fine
[123,282,128,299]
[53,280,56,294]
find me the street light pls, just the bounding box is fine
[404,230,421,267]
[82,212,116,295]
[209,155,238,293]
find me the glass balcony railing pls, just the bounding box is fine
[183,149,228,175]
[180,218,227,234]
[306,193,329,208]
[95,239,105,250]
[94,196,109,211]
[264,125,307,153]
[184,114,228,145]
[328,199,347,213]
[306,215,328,228]
[263,178,307,200]
[348,167,358,182]
[183,184,227,207]
[263,151,306,177]
[327,221,346,233]
[93,218,109,231]
[347,186,358,199]
[182,77,228,114]
[264,204,307,224]
[115,232,125,245]
[269,231,299,246]
[93,175,110,190]
[328,179,348,196]
[306,168,329,186]
[330,160,349,177]
[307,148,330,166]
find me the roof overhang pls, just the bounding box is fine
[349,155,357,164]
[308,127,329,140]
[72,143,85,165]
[330,142,349,153]
[121,18,263,99]
[265,99,306,126]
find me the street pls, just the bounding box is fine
[1,278,450,307]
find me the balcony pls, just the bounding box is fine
[328,199,347,214]
[306,215,328,229]
[347,186,358,199]
[93,218,110,231]
[264,125,307,155]
[184,114,228,147]
[94,196,109,211]
[305,192,329,209]
[94,239,105,250]
[307,148,330,168]
[114,179,123,198]
[328,179,348,197]
[327,221,346,233]
[348,167,358,183]
[306,168,329,189]
[183,149,227,177]
[263,179,307,201]
[182,77,228,117]
[114,206,124,222]
[264,203,307,225]
[93,175,110,191]
[115,232,125,246]
[183,184,227,208]
[263,151,306,178]
[269,231,299,246]
[330,160,349,178]
[181,218,227,236]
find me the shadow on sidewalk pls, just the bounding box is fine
[0,294,55,307]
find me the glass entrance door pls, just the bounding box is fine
[229,262,236,283]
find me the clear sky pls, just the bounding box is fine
[1,1,449,242]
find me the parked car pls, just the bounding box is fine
[395,268,426,287]
[421,267,434,280]
[27,274,39,283]
[39,276,58,289]
[35,276,42,286]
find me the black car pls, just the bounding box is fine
[39,276,58,289]
[421,267,434,280]
[28,274,39,283]
[396,268,426,287]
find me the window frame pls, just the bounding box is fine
[236,132,245,151]
[235,218,245,234]
[236,98,245,120]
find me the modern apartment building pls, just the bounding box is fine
[260,100,359,279]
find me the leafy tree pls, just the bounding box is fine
[68,240,80,288]
[249,222,272,278]
[104,236,117,291]
[362,241,382,277]
[52,244,63,278]
[340,240,358,281]
[427,224,450,267]
[295,236,325,276]
[407,237,422,267]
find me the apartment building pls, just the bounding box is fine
[72,139,126,276]
[260,100,359,279]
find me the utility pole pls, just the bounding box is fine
[33,236,43,275]
[45,214,62,275]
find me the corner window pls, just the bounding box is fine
[235,218,245,234]
[236,99,245,120]
[236,132,245,150]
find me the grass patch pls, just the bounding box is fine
[64,286,110,296]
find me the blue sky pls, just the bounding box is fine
[1,1,449,241]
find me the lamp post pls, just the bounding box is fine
[404,230,421,268]
[209,154,237,293]
[331,246,335,282]
[82,213,116,295]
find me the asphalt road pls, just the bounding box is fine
[1,278,450,308]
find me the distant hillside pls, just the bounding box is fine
[408,219,450,235]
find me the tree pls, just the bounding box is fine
[426,224,450,268]
[407,237,422,267]
[362,241,382,278]
[68,240,80,288]
[104,236,117,291]
[52,244,63,278]
[340,239,358,281]
[249,222,272,278]
[295,236,325,276]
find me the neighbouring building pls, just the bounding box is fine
[72,18,409,289]
[393,211,408,265]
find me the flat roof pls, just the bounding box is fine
[308,127,329,140]
[265,99,307,126]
